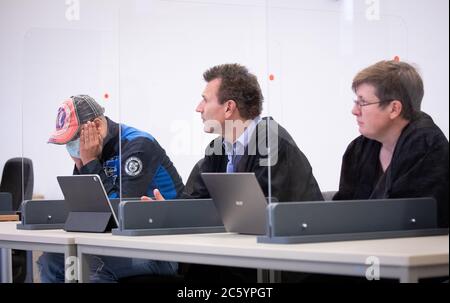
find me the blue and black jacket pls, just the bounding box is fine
[75,117,184,199]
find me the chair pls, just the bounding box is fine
[0,157,34,212]
[0,192,13,212]
[0,157,34,283]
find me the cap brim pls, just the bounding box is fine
[48,98,81,145]
[48,125,79,144]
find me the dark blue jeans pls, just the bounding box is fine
[37,252,178,283]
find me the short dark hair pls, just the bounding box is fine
[352,60,424,120]
[203,63,263,119]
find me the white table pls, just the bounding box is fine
[1,220,447,283]
[75,232,449,283]
[0,222,78,283]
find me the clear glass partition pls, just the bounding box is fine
[266,0,449,206]
[18,0,120,203]
[0,0,447,285]
[118,0,271,202]
[0,0,444,230]
[0,0,23,210]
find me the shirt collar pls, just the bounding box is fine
[223,116,261,156]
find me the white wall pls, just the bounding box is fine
[0,0,448,199]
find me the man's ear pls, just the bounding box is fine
[93,118,102,129]
[390,100,403,119]
[224,100,237,118]
[93,117,107,137]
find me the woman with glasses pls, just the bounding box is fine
[333,60,449,228]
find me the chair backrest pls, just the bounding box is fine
[0,157,34,211]
[0,192,13,211]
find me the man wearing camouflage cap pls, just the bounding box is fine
[38,95,184,282]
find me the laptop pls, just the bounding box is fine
[57,175,120,232]
[201,173,268,235]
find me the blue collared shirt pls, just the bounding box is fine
[223,116,261,172]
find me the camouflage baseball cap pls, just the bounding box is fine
[48,95,105,145]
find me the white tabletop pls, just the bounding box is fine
[0,221,83,283]
[74,232,449,267]
[1,220,447,267]
[1,221,448,282]
[0,221,78,245]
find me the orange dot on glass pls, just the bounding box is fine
[269,74,275,81]
[394,56,400,62]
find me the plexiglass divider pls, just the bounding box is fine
[0,0,447,284]
[117,0,271,205]
[266,0,411,204]
[20,0,120,204]
[2,0,445,235]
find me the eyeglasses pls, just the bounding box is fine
[353,99,394,108]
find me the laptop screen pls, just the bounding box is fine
[201,172,268,235]
[57,175,119,225]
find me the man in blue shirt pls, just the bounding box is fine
[38,95,184,282]
[149,63,323,204]
[147,64,323,282]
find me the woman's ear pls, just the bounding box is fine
[390,100,403,119]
